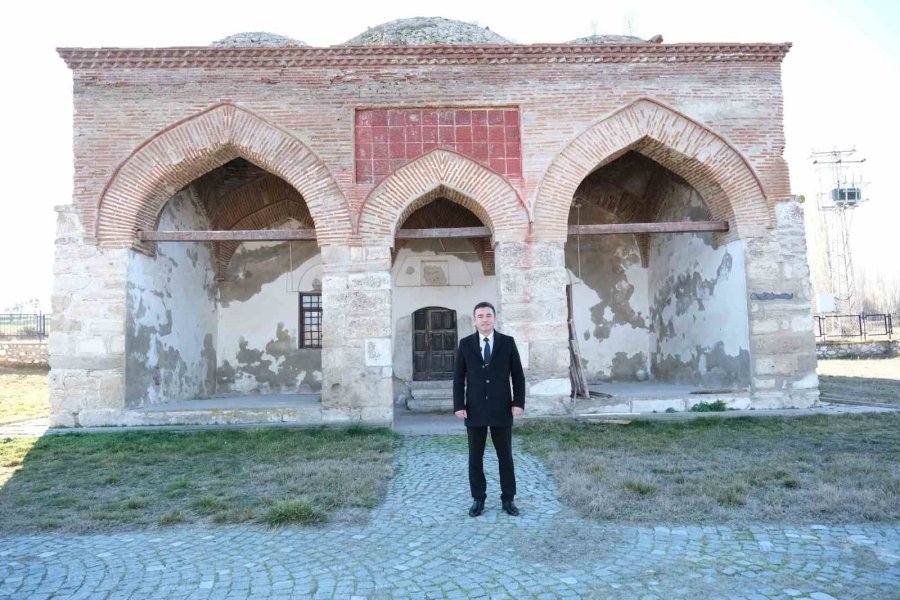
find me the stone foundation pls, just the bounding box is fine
[0,340,49,367]
[817,339,898,359]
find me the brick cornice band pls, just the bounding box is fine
[57,43,792,69]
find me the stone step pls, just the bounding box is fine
[408,380,453,390]
[410,388,455,400]
[406,396,455,413]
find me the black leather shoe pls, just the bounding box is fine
[502,500,520,516]
[468,500,485,517]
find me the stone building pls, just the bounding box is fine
[50,18,818,427]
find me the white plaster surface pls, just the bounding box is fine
[216,237,323,394]
[390,241,498,381]
[126,190,217,406]
[648,187,752,386]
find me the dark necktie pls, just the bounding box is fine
[483,337,491,364]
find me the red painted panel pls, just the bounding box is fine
[355,108,523,183]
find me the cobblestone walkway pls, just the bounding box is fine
[1,436,898,599]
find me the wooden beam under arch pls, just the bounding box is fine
[137,220,728,242]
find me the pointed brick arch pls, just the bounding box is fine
[534,98,772,243]
[94,103,352,250]
[358,149,530,247]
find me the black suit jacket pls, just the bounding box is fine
[453,331,526,427]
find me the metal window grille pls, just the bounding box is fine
[299,293,322,348]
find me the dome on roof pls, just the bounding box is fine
[211,32,307,48]
[343,17,512,46]
[567,34,655,44]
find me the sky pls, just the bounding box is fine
[0,0,897,313]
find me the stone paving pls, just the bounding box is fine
[1,435,899,599]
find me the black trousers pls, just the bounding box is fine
[467,425,516,502]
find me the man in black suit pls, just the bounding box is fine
[453,301,526,517]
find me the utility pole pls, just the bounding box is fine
[810,148,867,315]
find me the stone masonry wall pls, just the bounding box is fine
[320,245,394,425]
[817,340,898,359]
[744,201,819,407]
[0,341,49,367]
[48,205,128,427]
[496,241,571,416]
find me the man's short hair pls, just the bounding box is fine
[473,301,496,316]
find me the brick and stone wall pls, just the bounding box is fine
[50,41,817,425]
[0,340,49,367]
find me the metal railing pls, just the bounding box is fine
[814,313,893,340]
[0,314,51,339]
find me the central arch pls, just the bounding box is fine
[357,149,530,247]
[533,97,772,244]
[94,103,353,250]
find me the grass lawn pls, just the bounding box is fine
[0,366,49,424]
[518,413,900,526]
[0,427,398,533]
[818,356,900,405]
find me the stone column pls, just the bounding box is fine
[495,241,572,416]
[320,245,394,425]
[743,201,819,408]
[48,205,129,427]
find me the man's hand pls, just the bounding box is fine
[512,407,524,417]
[454,410,467,419]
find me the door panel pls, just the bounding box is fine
[412,307,458,380]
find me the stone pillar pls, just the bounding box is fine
[48,205,129,427]
[744,201,819,408]
[495,241,572,416]
[320,245,394,425]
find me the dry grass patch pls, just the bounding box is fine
[818,357,900,405]
[0,366,49,424]
[518,413,900,525]
[0,426,398,533]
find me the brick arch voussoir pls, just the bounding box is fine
[95,103,351,253]
[358,149,530,247]
[534,97,771,244]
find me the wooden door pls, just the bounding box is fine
[412,307,457,380]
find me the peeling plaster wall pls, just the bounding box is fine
[391,239,498,382]
[216,239,323,395]
[126,190,217,407]
[565,224,651,382]
[648,187,751,387]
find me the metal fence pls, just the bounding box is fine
[814,313,893,340]
[0,314,52,339]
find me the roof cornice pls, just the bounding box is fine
[57,43,791,69]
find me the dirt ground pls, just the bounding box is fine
[817,357,900,405]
